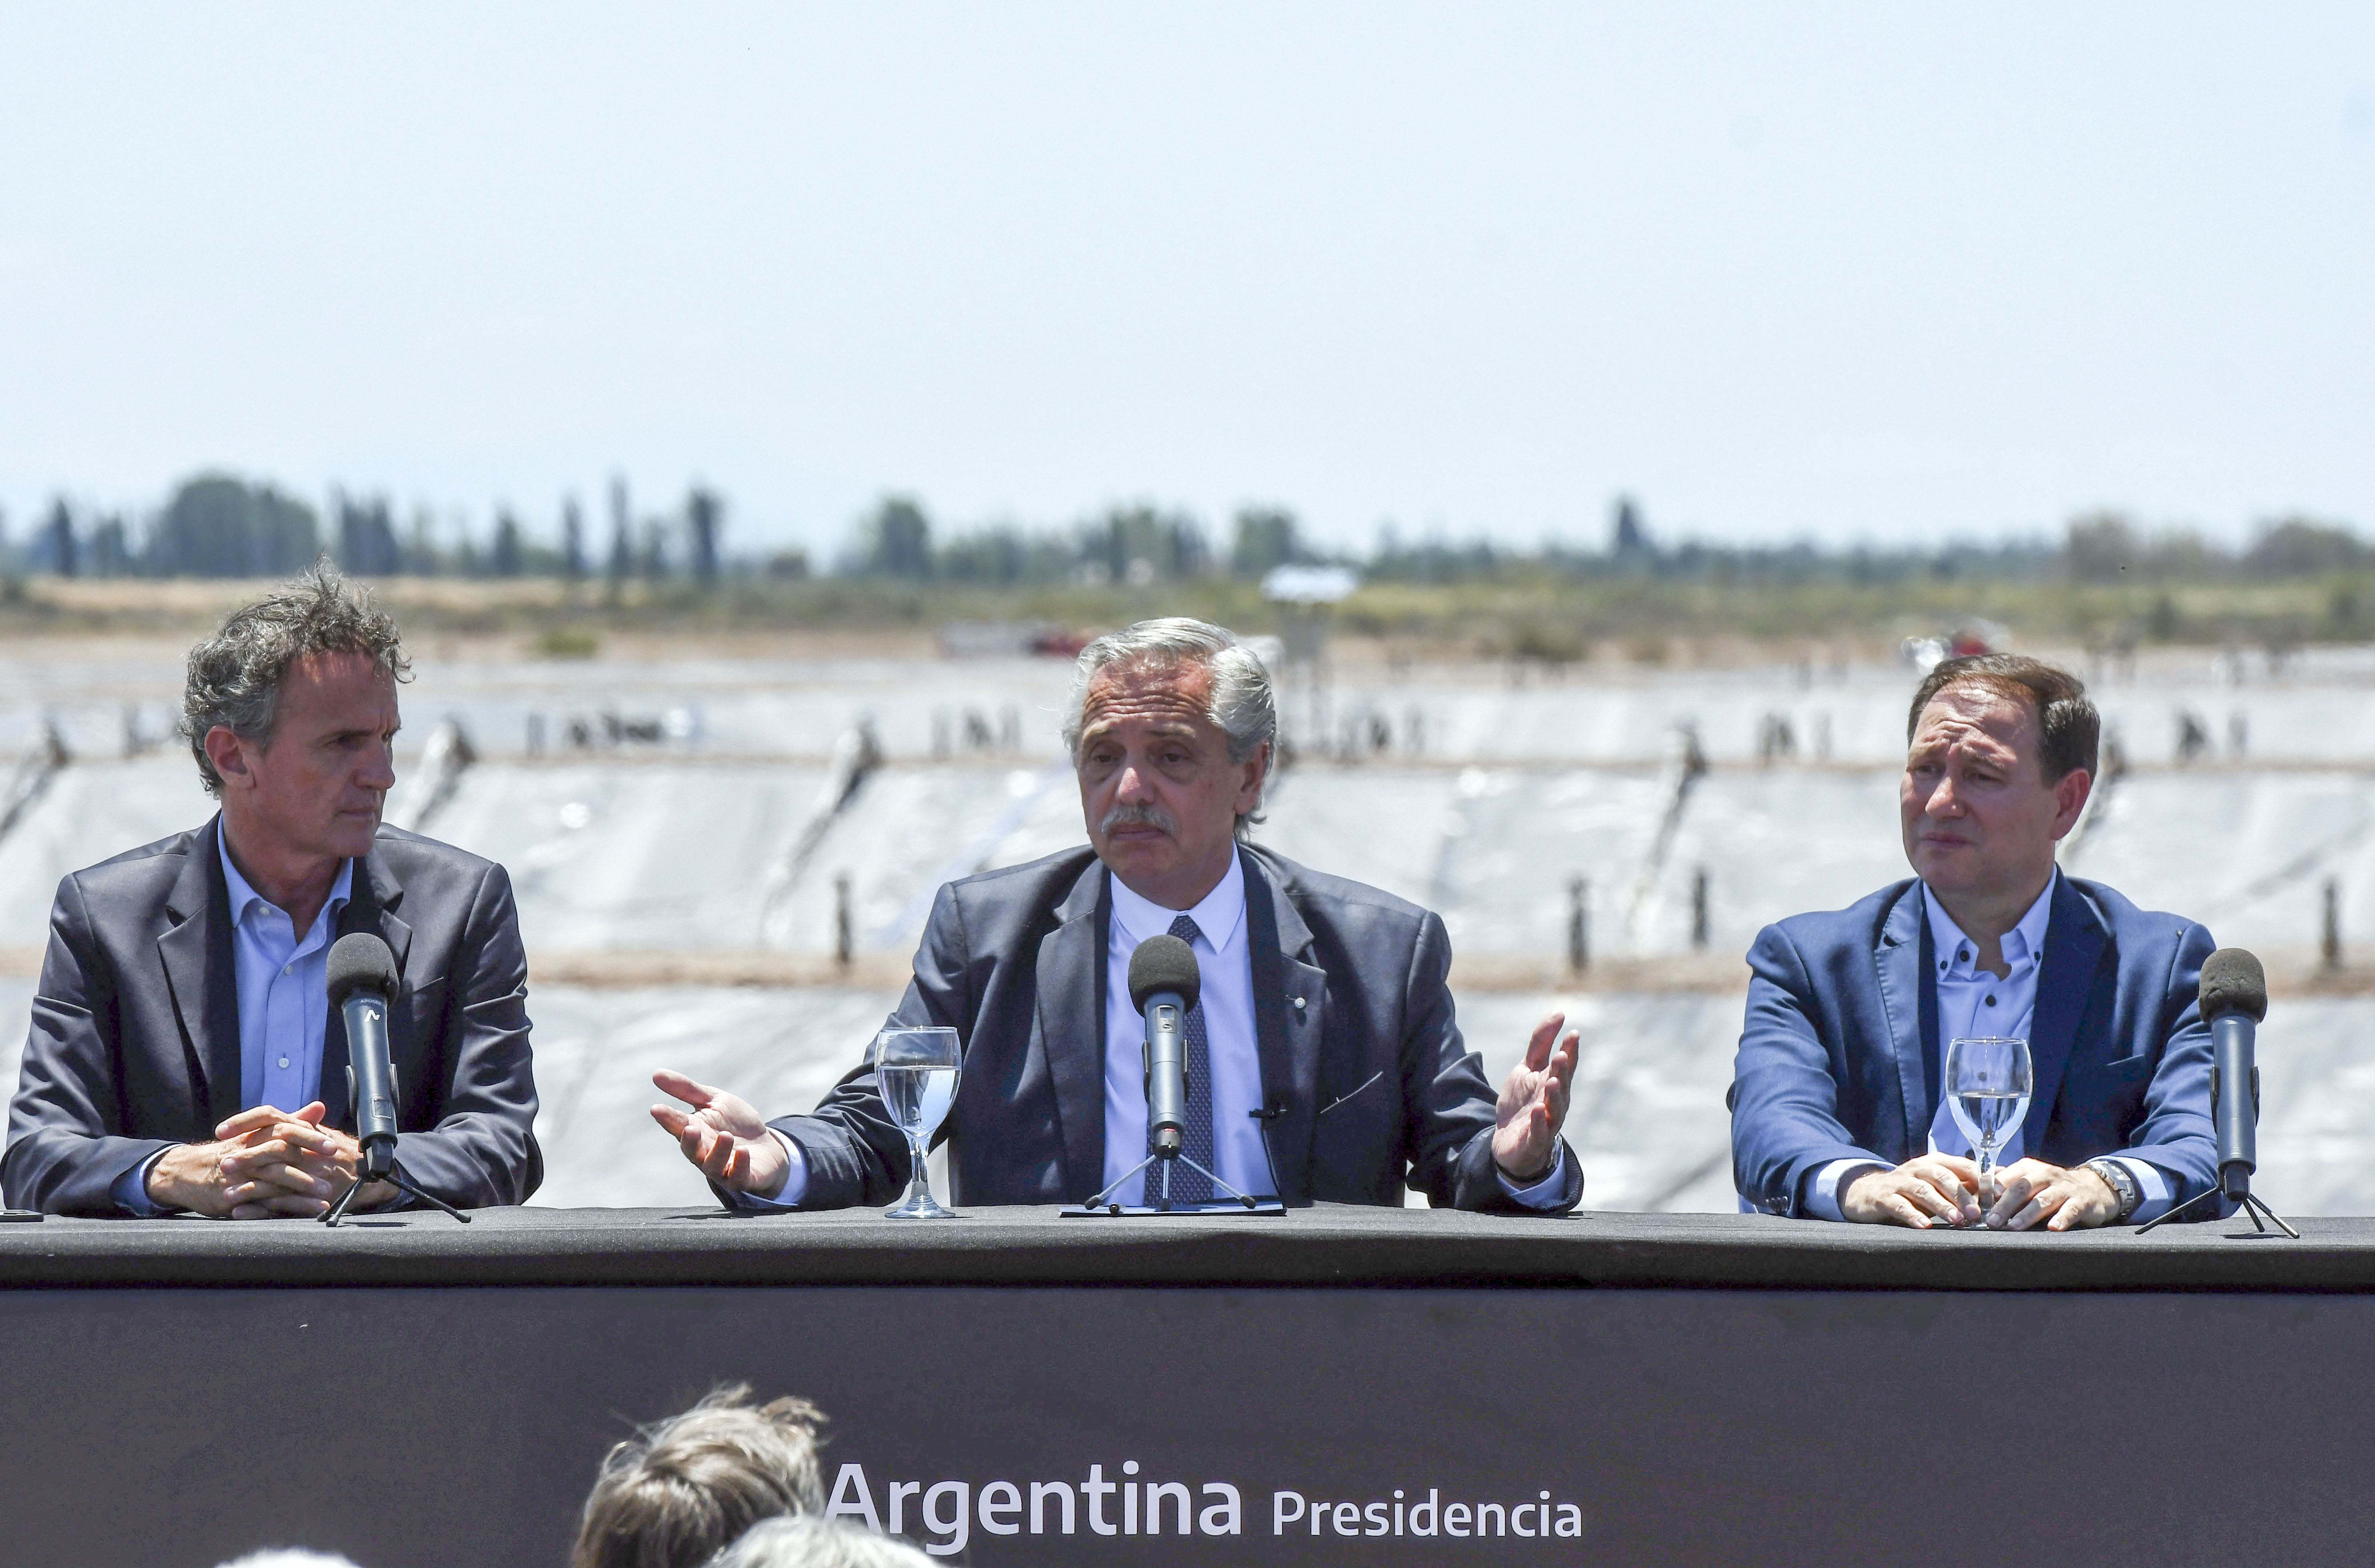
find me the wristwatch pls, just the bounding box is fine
[2083,1159,2140,1224]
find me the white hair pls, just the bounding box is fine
[212,1552,365,1568]
[713,1516,937,1568]
[1060,617,1278,836]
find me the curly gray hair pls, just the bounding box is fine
[1060,617,1278,838]
[571,1383,828,1568]
[182,560,412,797]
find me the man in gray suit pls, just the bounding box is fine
[653,617,1583,1212]
[3,565,540,1217]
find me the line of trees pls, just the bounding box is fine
[7,472,2368,591]
[841,493,2371,590]
[4,473,748,586]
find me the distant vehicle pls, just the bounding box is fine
[1949,618,2009,657]
[1901,617,2009,672]
[1262,564,1359,605]
[937,621,1091,659]
[1029,628,1090,658]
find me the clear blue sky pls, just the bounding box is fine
[2,4,2369,556]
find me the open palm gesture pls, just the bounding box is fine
[1492,1012,1579,1184]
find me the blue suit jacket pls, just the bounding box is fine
[1728,875,2218,1217]
[764,843,1582,1213]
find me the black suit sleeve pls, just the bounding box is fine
[3,876,176,1215]
[758,880,974,1210]
[388,861,543,1207]
[1399,910,1584,1215]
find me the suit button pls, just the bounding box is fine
[1292,996,1306,1010]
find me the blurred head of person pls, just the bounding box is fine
[182,560,412,866]
[572,1384,828,1568]
[212,1553,364,1568]
[1062,618,1276,908]
[713,1516,936,1568]
[1900,653,2098,910]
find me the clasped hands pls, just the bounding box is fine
[146,1101,393,1219]
[1840,1153,2121,1232]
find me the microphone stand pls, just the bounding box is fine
[320,1143,472,1228]
[2137,1172,2296,1237]
[2138,1007,2297,1238]
[1082,1144,1266,1214]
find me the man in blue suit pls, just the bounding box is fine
[649,618,1584,1214]
[1730,653,2215,1230]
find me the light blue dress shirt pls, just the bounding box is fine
[113,836,354,1215]
[1803,870,2173,1224]
[754,856,1567,1208]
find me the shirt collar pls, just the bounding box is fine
[1109,849,1247,956]
[217,826,355,936]
[1923,868,2057,980]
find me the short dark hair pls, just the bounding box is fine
[181,560,411,797]
[572,1384,828,1568]
[1906,654,2098,782]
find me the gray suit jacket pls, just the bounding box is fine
[3,816,543,1216]
[767,844,1583,1212]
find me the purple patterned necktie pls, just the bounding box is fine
[1151,914,1215,1203]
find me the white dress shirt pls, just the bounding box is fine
[758,852,1567,1208]
[1803,871,2173,1223]
[113,834,354,1214]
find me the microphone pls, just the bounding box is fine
[2199,947,2267,1203]
[1128,934,1202,1159]
[327,933,402,1183]
[2139,944,2295,1236]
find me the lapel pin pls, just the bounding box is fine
[1293,996,1306,1011]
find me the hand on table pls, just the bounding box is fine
[1982,1159,2120,1232]
[1840,1154,1983,1229]
[148,1102,394,1219]
[651,1070,790,1198]
[1492,1012,1579,1185]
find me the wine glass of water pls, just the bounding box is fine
[877,1026,962,1219]
[1945,1035,2032,1214]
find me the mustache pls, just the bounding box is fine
[1100,802,1179,837]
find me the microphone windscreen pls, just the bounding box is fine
[327,932,400,1010]
[1128,933,1202,1015]
[2199,947,2267,1024]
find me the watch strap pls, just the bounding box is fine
[2085,1159,2140,1223]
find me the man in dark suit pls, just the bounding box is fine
[1730,653,2215,1230]
[3,565,540,1217]
[652,618,1583,1212]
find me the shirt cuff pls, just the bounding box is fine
[112,1150,171,1217]
[2109,1156,2174,1224]
[731,1129,811,1210]
[1804,1157,1888,1222]
[1497,1145,1571,1208]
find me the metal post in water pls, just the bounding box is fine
[2323,878,2342,971]
[1691,867,1711,951]
[835,873,854,968]
[1567,877,1588,975]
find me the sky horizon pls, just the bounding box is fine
[4,5,2370,557]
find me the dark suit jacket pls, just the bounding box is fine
[3,816,543,1216]
[1728,874,2218,1217]
[767,844,1582,1212]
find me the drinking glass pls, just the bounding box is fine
[876,1027,962,1219]
[1944,1035,2032,1212]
